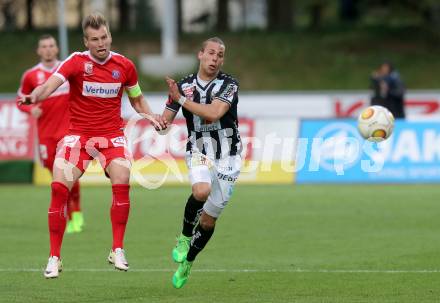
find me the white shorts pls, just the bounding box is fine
[185,152,241,218]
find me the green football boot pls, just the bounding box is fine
[65,220,75,234]
[172,234,191,263]
[72,211,84,231]
[172,259,193,289]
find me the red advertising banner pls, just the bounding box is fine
[0,100,35,160]
[126,118,254,160]
[333,96,440,118]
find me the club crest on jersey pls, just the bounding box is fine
[37,71,45,85]
[112,70,120,79]
[182,85,195,100]
[84,62,93,75]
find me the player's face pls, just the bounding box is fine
[198,41,225,79]
[84,26,112,62]
[37,38,58,63]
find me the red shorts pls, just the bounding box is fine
[55,134,132,172]
[39,137,63,172]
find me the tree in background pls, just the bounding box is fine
[339,0,359,22]
[25,0,34,30]
[216,0,229,31]
[267,0,294,30]
[118,0,129,31]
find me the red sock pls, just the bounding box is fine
[48,182,69,257]
[69,181,81,213]
[110,184,130,250]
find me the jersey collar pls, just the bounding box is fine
[85,50,112,65]
[38,61,61,73]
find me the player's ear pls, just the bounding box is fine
[83,36,88,48]
[197,50,203,60]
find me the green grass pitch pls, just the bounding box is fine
[1,184,440,302]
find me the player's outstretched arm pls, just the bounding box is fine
[165,77,229,122]
[128,94,168,130]
[18,75,64,105]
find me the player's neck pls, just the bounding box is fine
[197,70,217,82]
[41,60,57,70]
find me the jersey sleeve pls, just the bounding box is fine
[124,59,139,88]
[165,81,185,113]
[16,71,35,113]
[53,53,77,82]
[214,79,239,107]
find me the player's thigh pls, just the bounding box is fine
[186,152,213,200]
[204,156,241,218]
[53,135,93,188]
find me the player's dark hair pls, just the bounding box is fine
[82,12,110,37]
[201,37,225,51]
[38,34,56,43]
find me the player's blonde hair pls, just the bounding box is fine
[82,12,110,37]
[201,37,225,51]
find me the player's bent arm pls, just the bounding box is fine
[128,90,168,130]
[162,108,177,125]
[181,98,229,122]
[31,75,64,102]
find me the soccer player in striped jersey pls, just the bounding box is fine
[19,13,167,279]
[16,35,84,234]
[163,37,242,288]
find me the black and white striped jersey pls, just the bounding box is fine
[166,71,242,160]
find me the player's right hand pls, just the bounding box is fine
[18,94,36,106]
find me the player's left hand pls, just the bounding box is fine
[165,77,181,102]
[148,113,168,131]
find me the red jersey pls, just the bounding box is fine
[54,51,138,137]
[16,62,70,140]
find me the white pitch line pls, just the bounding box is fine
[1,268,440,273]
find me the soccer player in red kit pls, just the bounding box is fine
[19,13,167,278]
[16,35,84,234]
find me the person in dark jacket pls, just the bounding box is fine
[370,62,406,118]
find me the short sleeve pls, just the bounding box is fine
[214,80,239,106]
[16,71,35,113]
[54,53,78,82]
[124,59,138,88]
[17,71,34,96]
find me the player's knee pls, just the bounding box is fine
[107,168,130,184]
[199,214,216,230]
[192,184,211,201]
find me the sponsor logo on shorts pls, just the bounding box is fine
[63,135,80,147]
[111,136,127,147]
[83,81,121,98]
[217,172,237,182]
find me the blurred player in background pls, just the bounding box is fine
[370,61,406,119]
[19,13,167,279]
[163,37,242,289]
[16,34,84,234]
